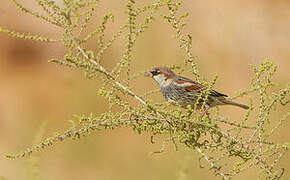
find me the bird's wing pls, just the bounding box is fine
[175,76,228,97]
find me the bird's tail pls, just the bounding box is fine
[221,99,249,110]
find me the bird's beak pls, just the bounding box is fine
[145,71,153,77]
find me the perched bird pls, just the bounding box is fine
[145,67,249,116]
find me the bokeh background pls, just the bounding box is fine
[0,0,289,179]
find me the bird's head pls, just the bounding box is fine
[145,67,176,87]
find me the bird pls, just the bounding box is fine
[145,67,249,117]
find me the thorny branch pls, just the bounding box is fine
[196,148,228,180]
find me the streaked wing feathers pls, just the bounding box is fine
[176,76,228,97]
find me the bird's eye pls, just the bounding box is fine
[151,69,160,76]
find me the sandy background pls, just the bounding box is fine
[0,0,289,179]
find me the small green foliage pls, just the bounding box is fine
[2,0,289,179]
[0,26,60,42]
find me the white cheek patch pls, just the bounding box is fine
[162,79,173,87]
[153,74,165,84]
[153,74,172,87]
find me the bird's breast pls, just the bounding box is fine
[161,84,184,101]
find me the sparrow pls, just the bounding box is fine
[145,67,249,116]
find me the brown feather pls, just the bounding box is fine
[176,78,228,97]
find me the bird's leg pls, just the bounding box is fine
[201,106,210,118]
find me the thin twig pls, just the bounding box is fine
[196,147,228,180]
[215,117,256,129]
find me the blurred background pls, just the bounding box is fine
[0,0,289,179]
